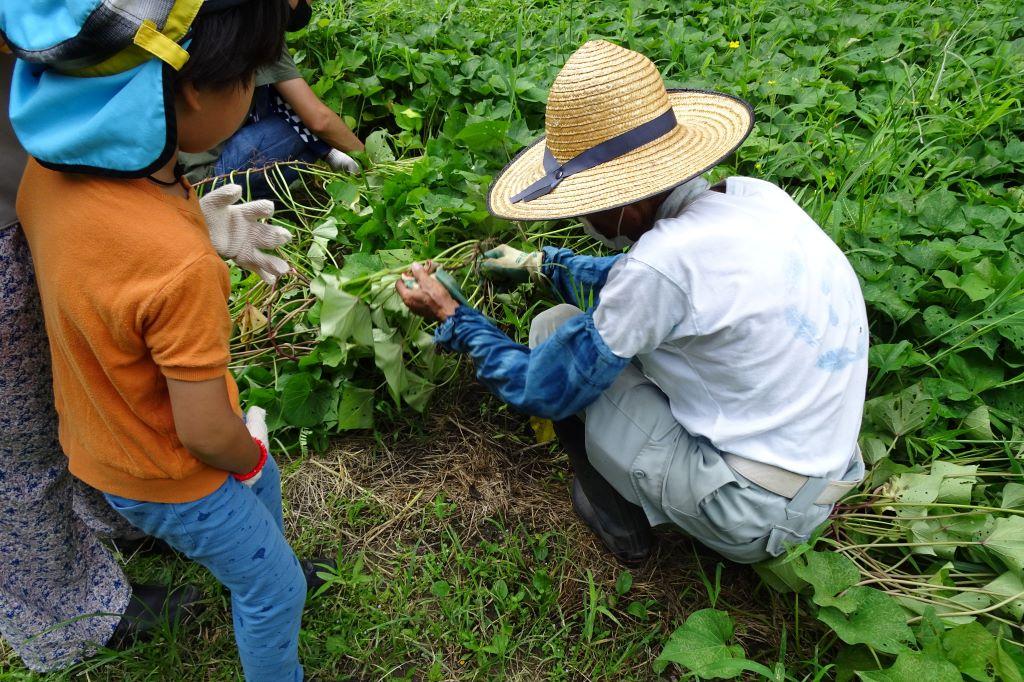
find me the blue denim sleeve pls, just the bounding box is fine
[435,305,629,421]
[541,246,623,311]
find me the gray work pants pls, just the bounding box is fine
[531,304,863,563]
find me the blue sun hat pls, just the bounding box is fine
[1,0,252,177]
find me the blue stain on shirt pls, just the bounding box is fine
[785,306,819,347]
[784,254,804,292]
[828,305,839,326]
[197,512,211,522]
[252,547,266,560]
[817,332,867,371]
[816,348,859,371]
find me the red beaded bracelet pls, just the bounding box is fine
[233,438,268,482]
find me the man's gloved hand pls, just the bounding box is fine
[235,406,270,488]
[200,184,293,285]
[479,244,543,284]
[325,149,360,174]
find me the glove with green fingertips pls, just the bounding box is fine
[478,244,543,284]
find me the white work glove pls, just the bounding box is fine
[235,406,270,487]
[325,148,360,174]
[479,244,544,284]
[200,184,293,285]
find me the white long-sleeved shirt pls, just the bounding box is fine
[593,177,868,477]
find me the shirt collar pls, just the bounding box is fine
[653,176,712,222]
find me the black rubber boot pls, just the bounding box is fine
[301,557,336,595]
[223,557,335,600]
[112,536,176,557]
[107,583,202,649]
[554,417,654,565]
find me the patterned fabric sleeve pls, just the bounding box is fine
[434,305,629,420]
[541,246,622,311]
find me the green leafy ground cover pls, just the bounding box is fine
[3,0,1024,679]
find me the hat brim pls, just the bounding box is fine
[487,89,754,221]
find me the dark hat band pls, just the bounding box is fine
[510,107,678,204]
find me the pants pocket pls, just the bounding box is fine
[584,367,679,507]
[765,524,807,557]
[698,484,764,535]
[764,504,833,557]
[661,438,740,519]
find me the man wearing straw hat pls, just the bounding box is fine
[398,40,867,565]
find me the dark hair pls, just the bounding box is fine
[176,0,290,90]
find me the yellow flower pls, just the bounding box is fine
[767,79,777,85]
[728,40,740,49]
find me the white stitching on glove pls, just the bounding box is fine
[200,184,293,285]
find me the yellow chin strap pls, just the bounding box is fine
[65,0,203,77]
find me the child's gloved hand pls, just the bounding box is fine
[235,406,270,487]
[325,149,360,174]
[200,184,293,285]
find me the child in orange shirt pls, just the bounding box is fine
[13,2,314,679]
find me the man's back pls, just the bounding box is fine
[17,161,236,502]
[594,177,868,477]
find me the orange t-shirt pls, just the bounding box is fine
[17,159,238,503]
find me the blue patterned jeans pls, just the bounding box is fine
[106,454,306,682]
[0,223,134,672]
[210,85,330,202]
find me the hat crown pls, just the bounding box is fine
[545,40,673,163]
[0,0,178,70]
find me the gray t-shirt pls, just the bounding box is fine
[1,54,27,229]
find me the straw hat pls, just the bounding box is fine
[487,40,754,221]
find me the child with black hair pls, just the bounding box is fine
[12,2,312,679]
[181,0,366,201]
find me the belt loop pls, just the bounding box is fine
[785,476,829,520]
